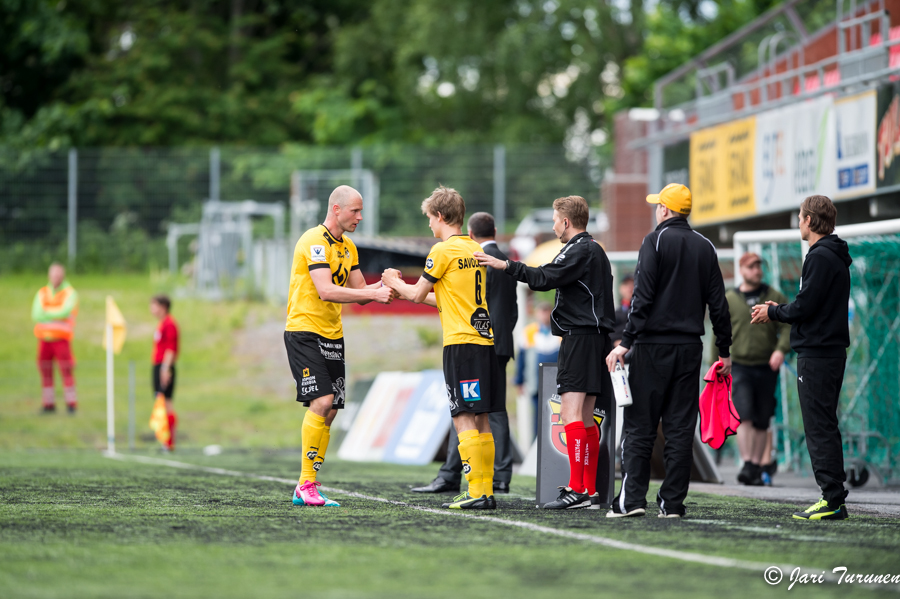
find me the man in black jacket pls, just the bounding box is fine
[751,195,851,521]
[412,212,517,495]
[606,183,732,518]
[476,196,615,510]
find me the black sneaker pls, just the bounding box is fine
[738,462,763,486]
[587,493,604,510]
[66,404,77,414]
[761,462,777,486]
[541,486,590,509]
[606,497,646,518]
[41,404,56,414]
[487,495,497,510]
[792,500,848,520]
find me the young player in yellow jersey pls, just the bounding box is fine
[285,185,395,507]
[382,186,504,510]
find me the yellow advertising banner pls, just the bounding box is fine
[689,117,756,225]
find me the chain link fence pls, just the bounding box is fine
[0,145,605,275]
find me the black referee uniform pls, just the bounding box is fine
[504,231,615,396]
[614,217,732,517]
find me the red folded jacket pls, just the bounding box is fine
[699,361,741,450]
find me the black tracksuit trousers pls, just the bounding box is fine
[797,356,849,507]
[616,343,703,516]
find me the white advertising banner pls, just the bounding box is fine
[834,90,877,199]
[337,371,422,462]
[754,95,837,216]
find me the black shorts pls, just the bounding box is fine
[284,331,346,409]
[731,363,779,429]
[152,364,176,399]
[557,334,613,397]
[443,344,506,417]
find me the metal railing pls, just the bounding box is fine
[639,0,894,147]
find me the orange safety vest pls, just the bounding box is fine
[33,285,79,341]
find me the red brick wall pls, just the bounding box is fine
[602,179,652,251]
[602,112,652,251]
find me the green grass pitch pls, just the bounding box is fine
[2,450,899,598]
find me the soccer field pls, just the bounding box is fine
[2,450,898,599]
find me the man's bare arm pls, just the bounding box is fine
[310,268,393,304]
[382,269,437,307]
[347,269,394,305]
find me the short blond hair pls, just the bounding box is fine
[421,186,465,227]
[552,196,590,230]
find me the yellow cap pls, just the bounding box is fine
[646,183,692,216]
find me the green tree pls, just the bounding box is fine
[1,0,783,149]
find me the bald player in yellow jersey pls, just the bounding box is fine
[286,185,394,508]
[382,186,505,510]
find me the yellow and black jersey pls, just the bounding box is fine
[286,224,360,339]
[422,235,493,347]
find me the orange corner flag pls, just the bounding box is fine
[149,393,171,446]
[102,296,127,354]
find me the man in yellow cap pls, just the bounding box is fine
[605,183,732,518]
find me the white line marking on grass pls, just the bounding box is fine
[689,519,840,543]
[104,452,882,588]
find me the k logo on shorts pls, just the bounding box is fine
[460,379,481,401]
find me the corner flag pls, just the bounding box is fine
[149,393,171,446]
[103,296,127,454]
[103,296,127,353]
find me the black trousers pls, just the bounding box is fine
[797,356,848,506]
[616,344,702,516]
[438,356,513,485]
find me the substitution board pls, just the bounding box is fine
[535,363,616,507]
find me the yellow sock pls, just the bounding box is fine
[480,432,495,497]
[300,411,326,484]
[313,425,330,473]
[457,429,484,498]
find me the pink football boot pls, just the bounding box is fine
[294,480,326,506]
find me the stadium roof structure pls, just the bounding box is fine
[634,0,896,148]
[601,0,900,247]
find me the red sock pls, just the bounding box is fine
[167,412,177,448]
[584,424,600,495]
[564,422,587,493]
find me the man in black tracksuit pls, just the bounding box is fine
[751,195,851,521]
[606,183,732,518]
[476,195,615,510]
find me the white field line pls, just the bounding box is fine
[104,452,884,588]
